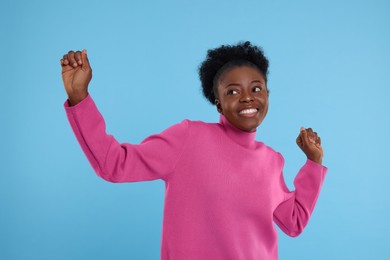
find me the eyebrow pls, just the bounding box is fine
[224,80,265,88]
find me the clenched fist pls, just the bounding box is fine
[296,127,324,165]
[60,50,92,106]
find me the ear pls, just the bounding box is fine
[215,99,223,114]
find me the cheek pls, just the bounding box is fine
[219,98,234,111]
[264,103,270,119]
[257,96,269,116]
[256,95,268,106]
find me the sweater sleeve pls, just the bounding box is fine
[64,94,189,183]
[273,157,327,237]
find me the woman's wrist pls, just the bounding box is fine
[68,92,88,106]
[308,156,322,165]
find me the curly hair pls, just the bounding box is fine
[198,41,269,105]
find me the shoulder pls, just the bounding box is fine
[182,118,221,132]
[255,141,285,165]
[171,119,225,144]
[158,118,220,137]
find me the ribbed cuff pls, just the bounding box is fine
[64,93,92,113]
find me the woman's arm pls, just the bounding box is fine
[61,50,189,183]
[273,159,327,237]
[273,128,327,236]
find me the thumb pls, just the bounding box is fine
[300,127,309,147]
[81,49,90,70]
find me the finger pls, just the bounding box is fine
[296,135,303,147]
[317,137,322,146]
[297,127,305,146]
[61,54,74,72]
[81,49,90,70]
[317,137,323,155]
[314,131,318,141]
[307,128,315,142]
[62,54,69,65]
[74,51,82,65]
[67,51,78,67]
[300,127,309,146]
[315,137,320,147]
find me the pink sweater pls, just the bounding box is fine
[64,94,327,260]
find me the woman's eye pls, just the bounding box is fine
[227,89,238,95]
[253,86,263,92]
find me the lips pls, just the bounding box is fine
[239,108,258,114]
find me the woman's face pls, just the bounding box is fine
[215,66,269,132]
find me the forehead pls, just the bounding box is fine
[218,65,266,85]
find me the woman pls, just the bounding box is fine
[61,41,327,259]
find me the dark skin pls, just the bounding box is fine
[215,66,324,165]
[60,50,91,106]
[215,66,269,133]
[60,51,324,165]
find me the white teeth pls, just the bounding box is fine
[239,108,258,114]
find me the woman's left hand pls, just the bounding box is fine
[296,127,324,165]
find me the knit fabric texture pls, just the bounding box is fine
[64,94,327,260]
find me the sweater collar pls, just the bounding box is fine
[219,115,257,149]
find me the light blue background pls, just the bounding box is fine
[1,0,389,259]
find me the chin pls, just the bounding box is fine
[240,124,259,132]
[242,121,262,132]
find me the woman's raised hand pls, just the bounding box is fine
[60,50,92,106]
[296,127,324,165]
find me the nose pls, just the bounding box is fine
[239,90,254,103]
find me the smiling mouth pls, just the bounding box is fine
[238,108,259,117]
[239,108,259,115]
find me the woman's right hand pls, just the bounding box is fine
[60,50,92,106]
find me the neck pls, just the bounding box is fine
[219,115,257,149]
